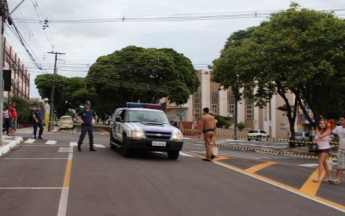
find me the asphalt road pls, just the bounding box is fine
[0,132,344,216]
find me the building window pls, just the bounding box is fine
[194,92,201,119]
[228,92,235,116]
[211,92,218,114]
[246,98,254,120]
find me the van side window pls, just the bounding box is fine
[120,110,126,121]
[115,110,122,120]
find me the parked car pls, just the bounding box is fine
[109,106,183,159]
[247,130,269,141]
[293,131,310,145]
[58,116,74,129]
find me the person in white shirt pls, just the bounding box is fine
[331,116,345,185]
[3,105,9,135]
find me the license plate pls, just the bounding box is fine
[152,141,166,147]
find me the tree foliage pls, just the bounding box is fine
[212,6,345,143]
[35,74,96,117]
[86,46,200,114]
[9,95,31,124]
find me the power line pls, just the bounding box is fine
[11,7,345,24]
[30,0,55,50]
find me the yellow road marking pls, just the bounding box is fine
[300,168,325,197]
[214,160,345,212]
[63,159,73,188]
[245,161,277,174]
[188,151,345,212]
[97,127,109,134]
[187,152,227,161]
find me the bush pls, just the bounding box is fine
[237,122,246,131]
[9,95,31,124]
[212,114,232,129]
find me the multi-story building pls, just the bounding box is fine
[2,37,30,101]
[162,70,296,138]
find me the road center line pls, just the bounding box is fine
[57,152,73,216]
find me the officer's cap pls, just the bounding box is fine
[85,100,91,106]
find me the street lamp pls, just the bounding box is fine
[234,74,240,140]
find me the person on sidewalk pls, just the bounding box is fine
[8,102,17,136]
[32,105,44,139]
[331,115,345,185]
[75,101,98,152]
[3,105,10,135]
[200,107,216,161]
[312,120,332,183]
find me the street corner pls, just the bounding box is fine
[0,135,23,157]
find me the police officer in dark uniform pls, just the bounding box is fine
[75,101,98,151]
[33,105,44,139]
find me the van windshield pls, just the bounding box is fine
[127,110,169,124]
[295,132,302,136]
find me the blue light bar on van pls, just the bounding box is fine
[126,102,147,108]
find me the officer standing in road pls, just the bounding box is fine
[32,105,44,139]
[75,100,98,152]
[200,107,216,161]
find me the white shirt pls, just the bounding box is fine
[332,126,345,150]
[3,110,9,118]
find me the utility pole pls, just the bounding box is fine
[1,0,24,143]
[0,13,4,144]
[47,51,65,131]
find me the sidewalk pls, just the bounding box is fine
[184,134,337,159]
[0,126,62,158]
[0,135,23,157]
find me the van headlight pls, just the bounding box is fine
[131,131,145,138]
[171,133,183,141]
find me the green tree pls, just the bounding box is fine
[35,75,96,117]
[86,46,200,114]
[9,95,31,124]
[211,6,345,147]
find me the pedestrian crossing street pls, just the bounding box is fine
[23,139,107,148]
[22,139,194,157]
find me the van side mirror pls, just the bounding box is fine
[116,117,121,122]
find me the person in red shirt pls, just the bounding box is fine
[8,102,17,136]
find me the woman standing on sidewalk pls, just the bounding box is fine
[312,120,332,183]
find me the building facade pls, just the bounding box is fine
[2,37,30,101]
[163,70,296,138]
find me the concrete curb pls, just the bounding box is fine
[0,136,24,157]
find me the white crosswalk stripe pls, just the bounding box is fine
[69,142,106,148]
[69,142,78,147]
[93,144,106,148]
[45,140,57,145]
[24,139,36,144]
[179,152,194,157]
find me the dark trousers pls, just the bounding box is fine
[33,120,43,137]
[78,125,94,148]
[4,118,9,134]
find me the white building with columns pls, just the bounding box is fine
[161,70,295,138]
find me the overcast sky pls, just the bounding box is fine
[5,0,345,98]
